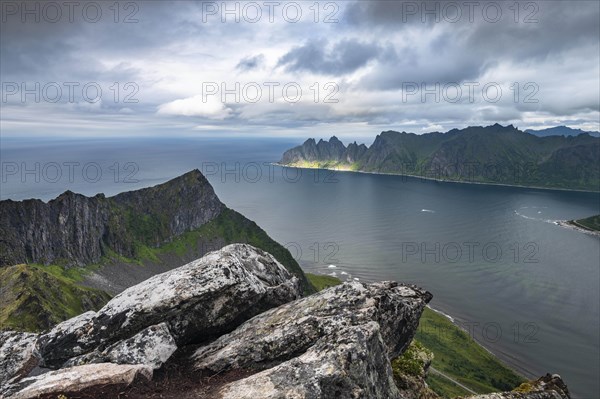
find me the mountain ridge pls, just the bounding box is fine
[280,124,600,191]
[0,169,224,268]
[0,170,313,332]
[525,126,600,137]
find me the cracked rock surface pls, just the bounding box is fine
[36,244,301,369]
[0,332,39,387]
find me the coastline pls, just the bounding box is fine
[425,305,533,380]
[273,163,600,194]
[555,220,600,237]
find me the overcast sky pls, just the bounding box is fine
[1,0,599,139]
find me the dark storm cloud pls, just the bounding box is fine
[277,38,396,75]
[350,0,599,92]
[0,1,201,79]
[344,0,599,60]
[236,54,265,71]
[344,0,446,27]
[463,2,600,60]
[0,0,598,135]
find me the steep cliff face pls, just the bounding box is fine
[0,193,113,268]
[279,125,600,191]
[0,170,224,268]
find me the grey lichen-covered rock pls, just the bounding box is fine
[36,311,97,361]
[36,244,301,368]
[0,332,39,387]
[193,281,431,374]
[466,374,570,399]
[3,363,152,399]
[218,322,401,399]
[63,323,177,370]
[191,281,431,398]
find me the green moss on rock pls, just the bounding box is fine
[305,273,343,292]
[392,340,433,379]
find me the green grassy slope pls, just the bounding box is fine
[304,273,525,398]
[571,214,600,232]
[304,273,343,291]
[416,308,525,396]
[0,264,111,332]
[132,207,313,294]
[1,207,313,333]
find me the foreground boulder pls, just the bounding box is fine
[62,322,178,370]
[0,332,39,387]
[193,281,431,373]
[466,374,570,399]
[3,363,152,399]
[35,244,301,369]
[218,322,399,398]
[191,281,431,398]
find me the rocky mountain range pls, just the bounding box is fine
[280,124,600,191]
[525,126,600,137]
[0,244,571,399]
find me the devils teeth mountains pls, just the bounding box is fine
[280,124,600,192]
[0,170,311,331]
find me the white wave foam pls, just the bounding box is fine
[428,306,455,323]
[514,207,557,224]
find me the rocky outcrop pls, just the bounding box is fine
[345,141,368,163]
[0,332,39,387]
[280,136,347,164]
[281,136,365,165]
[0,245,572,399]
[62,323,178,370]
[192,281,430,373]
[193,281,432,398]
[3,363,153,399]
[0,170,224,267]
[35,244,301,369]
[466,374,570,399]
[218,322,400,399]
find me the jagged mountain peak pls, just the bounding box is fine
[280,125,600,191]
